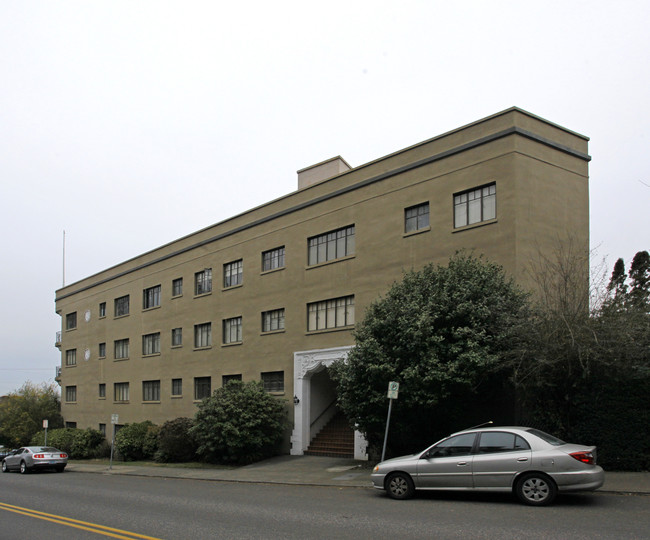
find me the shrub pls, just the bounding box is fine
[71,428,106,459]
[190,381,288,465]
[31,427,76,453]
[30,427,105,459]
[114,421,158,461]
[154,417,197,463]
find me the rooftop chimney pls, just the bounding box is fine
[297,156,351,190]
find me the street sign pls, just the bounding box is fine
[387,381,399,399]
[43,419,49,428]
[111,414,119,425]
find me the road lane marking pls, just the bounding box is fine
[0,502,163,540]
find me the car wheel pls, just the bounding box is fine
[19,461,29,474]
[1,461,7,473]
[386,472,415,500]
[516,473,557,506]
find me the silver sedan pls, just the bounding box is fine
[371,426,604,505]
[2,446,68,474]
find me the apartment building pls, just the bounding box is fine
[54,107,590,459]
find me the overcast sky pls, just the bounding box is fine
[1,1,648,396]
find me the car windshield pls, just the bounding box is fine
[525,428,565,446]
[35,447,59,452]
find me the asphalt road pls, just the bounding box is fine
[1,470,648,539]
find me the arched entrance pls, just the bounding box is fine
[290,346,367,460]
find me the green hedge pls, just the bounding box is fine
[154,417,197,463]
[114,421,159,461]
[30,427,106,459]
[190,381,288,465]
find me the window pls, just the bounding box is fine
[223,317,242,344]
[454,183,496,228]
[99,302,106,317]
[262,247,285,272]
[172,328,182,347]
[142,380,160,402]
[99,423,106,436]
[478,432,531,454]
[261,371,284,393]
[262,309,285,332]
[99,342,106,358]
[307,295,355,331]
[427,433,477,458]
[194,323,212,348]
[114,382,129,402]
[66,422,77,429]
[98,383,106,398]
[171,378,183,396]
[114,338,129,360]
[194,377,211,400]
[224,259,243,288]
[143,285,161,309]
[195,269,212,295]
[142,332,160,355]
[405,202,430,233]
[115,295,130,317]
[308,225,355,266]
[172,278,183,297]
[65,386,77,402]
[65,349,77,366]
[66,312,77,330]
[222,374,242,386]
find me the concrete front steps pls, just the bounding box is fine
[304,413,354,458]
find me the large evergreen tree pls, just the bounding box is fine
[330,252,530,457]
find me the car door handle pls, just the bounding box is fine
[457,461,468,466]
[517,457,529,462]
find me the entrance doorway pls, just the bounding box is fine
[290,346,367,460]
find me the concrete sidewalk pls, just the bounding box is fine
[66,455,649,494]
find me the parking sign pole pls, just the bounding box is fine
[109,414,118,470]
[381,382,400,462]
[381,398,393,462]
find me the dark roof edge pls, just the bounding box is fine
[56,118,590,302]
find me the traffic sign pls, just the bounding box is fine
[111,414,119,425]
[387,381,399,399]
